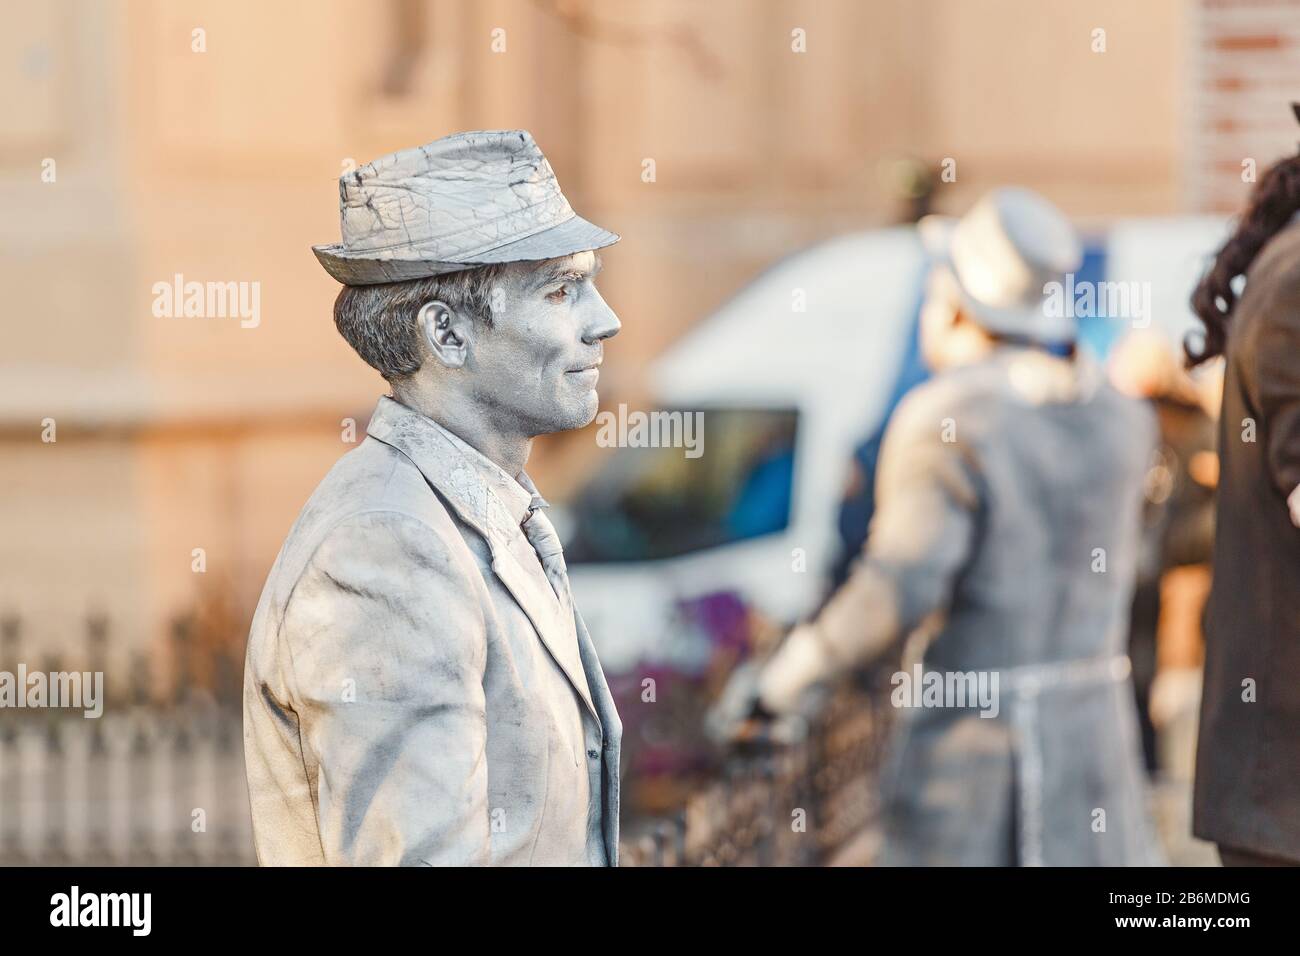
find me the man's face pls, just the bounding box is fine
[468,250,620,436]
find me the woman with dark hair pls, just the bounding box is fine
[1191,131,1300,867]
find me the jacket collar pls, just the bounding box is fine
[365,396,599,722]
[365,396,533,542]
[412,402,545,525]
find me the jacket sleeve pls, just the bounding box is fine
[760,398,981,713]
[279,510,491,865]
[1253,278,1300,523]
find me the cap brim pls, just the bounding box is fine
[960,295,1077,344]
[463,214,619,266]
[313,214,620,286]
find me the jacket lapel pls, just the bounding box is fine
[366,397,599,723]
[490,537,598,721]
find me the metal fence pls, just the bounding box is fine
[0,614,255,866]
[0,613,893,866]
[620,684,894,867]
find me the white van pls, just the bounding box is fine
[561,217,1230,675]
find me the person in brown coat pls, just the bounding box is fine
[1190,133,1300,866]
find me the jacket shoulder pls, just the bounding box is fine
[1237,225,1300,344]
[252,437,465,629]
[297,437,457,540]
[886,363,1005,442]
[1249,222,1300,293]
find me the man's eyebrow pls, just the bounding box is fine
[530,254,603,290]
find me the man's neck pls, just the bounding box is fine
[390,383,532,477]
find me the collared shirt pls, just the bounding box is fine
[422,418,548,523]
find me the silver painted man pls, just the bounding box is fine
[733,188,1162,865]
[243,130,623,865]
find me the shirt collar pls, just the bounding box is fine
[421,415,547,526]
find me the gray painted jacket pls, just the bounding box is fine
[763,347,1162,865]
[243,396,621,865]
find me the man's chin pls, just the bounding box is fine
[531,391,600,435]
[576,390,601,427]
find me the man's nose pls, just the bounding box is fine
[581,285,621,344]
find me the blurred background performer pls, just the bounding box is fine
[1108,331,1218,777]
[1190,110,1300,868]
[735,188,1163,866]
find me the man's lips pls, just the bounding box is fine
[565,363,600,387]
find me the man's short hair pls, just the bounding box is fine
[333,263,507,381]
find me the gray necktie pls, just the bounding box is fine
[521,507,574,618]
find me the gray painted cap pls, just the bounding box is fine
[313,130,619,285]
[919,187,1083,344]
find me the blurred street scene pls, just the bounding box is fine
[3,0,1300,865]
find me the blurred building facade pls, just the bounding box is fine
[0,0,1273,679]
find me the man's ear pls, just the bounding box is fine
[418,300,471,369]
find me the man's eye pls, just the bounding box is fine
[545,285,571,303]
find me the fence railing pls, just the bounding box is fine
[620,684,894,867]
[0,612,255,866]
[0,613,894,866]
[0,704,256,866]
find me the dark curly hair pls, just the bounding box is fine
[1188,152,1300,366]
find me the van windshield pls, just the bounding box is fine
[563,407,798,564]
